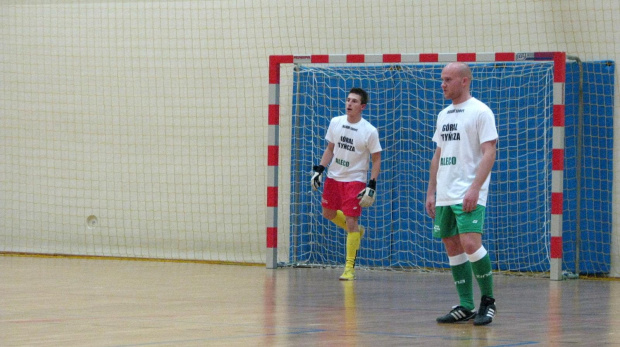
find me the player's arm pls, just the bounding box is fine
[426,147,441,219]
[357,151,381,208]
[319,141,335,168]
[462,139,497,212]
[311,142,335,190]
[369,151,381,181]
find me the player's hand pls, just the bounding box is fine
[425,195,436,219]
[462,188,480,213]
[357,179,377,207]
[311,165,325,191]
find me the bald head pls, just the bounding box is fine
[446,62,472,81]
[441,62,473,104]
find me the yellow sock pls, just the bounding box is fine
[345,231,361,268]
[330,210,348,230]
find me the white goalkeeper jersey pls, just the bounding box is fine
[325,115,382,183]
[432,97,498,207]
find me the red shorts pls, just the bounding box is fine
[321,178,367,217]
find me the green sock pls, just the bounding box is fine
[330,210,348,230]
[451,261,474,310]
[471,254,494,298]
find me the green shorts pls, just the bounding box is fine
[432,204,486,239]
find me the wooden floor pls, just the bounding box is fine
[2,256,620,346]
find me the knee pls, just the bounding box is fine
[442,236,464,255]
[345,217,358,233]
[459,234,482,254]
[322,209,336,220]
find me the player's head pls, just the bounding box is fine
[346,88,368,118]
[441,62,472,103]
[349,87,368,105]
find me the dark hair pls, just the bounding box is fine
[349,87,368,105]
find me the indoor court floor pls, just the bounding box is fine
[2,255,620,346]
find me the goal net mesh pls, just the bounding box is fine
[284,61,554,272]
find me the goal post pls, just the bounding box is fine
[266,52,567,281]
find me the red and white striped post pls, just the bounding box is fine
[266,55,293,269]
[550,52,567,281]
[267,52,566,279]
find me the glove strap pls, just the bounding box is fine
[367,179,377,190]
[313,165,325,174]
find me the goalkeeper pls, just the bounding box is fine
[311,87,382,281]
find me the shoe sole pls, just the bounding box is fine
[473,316,494,326]
[436,310,475,324]
[436,315,475,324]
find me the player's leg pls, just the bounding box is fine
[340,215,360,279]
[434,206,476,323]
[461,232,494,299]
[329,209,348,229]
[321,178,347,229]
[325,208,365,236]
[325,208,365,238]
[468,243,496,326]
[438,235,476,322]
[455,205,496,326]
[338,181,366,281]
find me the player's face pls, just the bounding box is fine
[346,93,366,117]
[441,65,466,101]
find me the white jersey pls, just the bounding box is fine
[325,115,382,182]
[432,97,498,206]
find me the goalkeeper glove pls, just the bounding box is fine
[311,165,325,191]
[357,179,377,207]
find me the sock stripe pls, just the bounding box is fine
[448,253,469,266]
[467,246,487,263]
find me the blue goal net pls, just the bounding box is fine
[288,60,613,275]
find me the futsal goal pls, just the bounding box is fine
[266,52,612,281]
